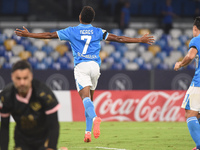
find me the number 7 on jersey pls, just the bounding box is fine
[81,35,92,54]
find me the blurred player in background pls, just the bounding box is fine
[0,60,60,150]
[174,16,200,150]
[14,6,155,143]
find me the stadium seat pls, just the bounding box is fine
[42,45,54,55]
[125,43,139,50]
[101,44,115,55]
[36,62,48,70]
[64,52,73,62]
[28,57,38,69]
[134,57,145,68]
[50,51,60,61]
[2,62,12,69]
[9,56,21,65]
[169,29,182,39]
[19,51,31,60]
[124,51,138,61]
[55,44,69,56]
[0,57,6,66]
[12,34,23,44]
[31,28,45,33]
[141,62,153,70]
[153,29,164,40]
[99,51,108,61]
[100,62,111,70]
[141,51,154,62]
[111,51,121,63]
[179,35,189,45]
[151,57,161,68]
[48,39,61,49]
[156,51,167,62]
[32,39,46,49]
[4,39,16,51]
[20,39,31,50]
[110,29,122,36]
[0,45,6,56]
[138,29,151,35]
[178,45,188,55]
[136,45,146,56]
[0,34,7,45]
[57,56,70,69]
[148,45,161,56]
[51,62,61,70]
[34,51,47,62]
[184,29,193,39]
[124,28,137,38]
[168,39,181,50]
[111,62,124,70]
[125,62,139,70]
[103,57,114,67]
[3,28,15,38]
[43,56,54,67]
[26,45,38,55]
[169,51,183,61]
[12,45,25,56]
[164,57,176,69]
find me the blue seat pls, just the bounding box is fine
[12,34,23,44]
[20,39,31,50]
[0,34,7,45]
[2,62,12,69]
[4,51,14,61]
[35,62,48,70]
[111,62,124,70]
[43,57,54,67]
[0,45,6,56]
[156,63,169,70]
[111,51,122,63]
[27,45,38,55]
[156,51,167,62]
[42,45,54,55]
[51,62,61,70]
[28,57,38,69]
[141,62,153,70]
[134,57,144,68]
[57,56,70,69]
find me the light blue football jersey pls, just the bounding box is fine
[57,24,109,66]
[189,34,200,87]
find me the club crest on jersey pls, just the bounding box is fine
[30,102,42,111]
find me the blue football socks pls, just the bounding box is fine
[83,97,97,120]
[187,117,200,149]
[85,110,93,132]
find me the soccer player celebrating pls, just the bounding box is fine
[174,17,200,150]
[14,6,155,142]
[0,60,60,150]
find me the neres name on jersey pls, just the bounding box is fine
[80,30,93,34]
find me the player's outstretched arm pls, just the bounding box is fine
[14,26,58,39]
[174,47,197,71]
[106,33,155,45]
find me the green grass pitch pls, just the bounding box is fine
[8,122,194,150]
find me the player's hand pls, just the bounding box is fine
[174,61,182,71]
[140,33,155,45]
[14,26,30,37]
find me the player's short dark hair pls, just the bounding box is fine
[12,60,32,73]
[80,6,95,23]
[194,16,200,30]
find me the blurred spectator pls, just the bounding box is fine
[161,0,177,34]
[120,1,130,31]
[114,0,125,28]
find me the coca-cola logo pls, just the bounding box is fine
[93,91,185,122]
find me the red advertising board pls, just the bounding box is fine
[70,90,186,122]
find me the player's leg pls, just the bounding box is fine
[182,86,200,150]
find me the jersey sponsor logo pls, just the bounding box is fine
[171,73,192,90]
[30,102,42,111]
[80,30,93,34]
[77,52,97,59]
[108,73,132,90]
[46,73,69,90]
